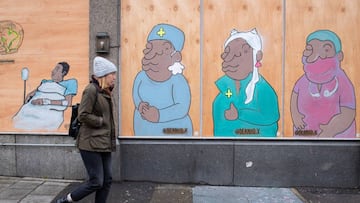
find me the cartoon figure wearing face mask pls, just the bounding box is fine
[290,30,356,138]
[213,28,279,137]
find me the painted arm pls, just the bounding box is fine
[30,79,77,106]
[132,73,142,110]
[158,77,191,122]
[290,91,306,129]
[137,76,191,123]
[318,107,355,137]
[238,83,279,125]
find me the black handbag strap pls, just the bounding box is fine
[91,85,98,113]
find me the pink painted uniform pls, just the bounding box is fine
[293,69,356,138]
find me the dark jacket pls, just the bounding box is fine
[76,83,116,152]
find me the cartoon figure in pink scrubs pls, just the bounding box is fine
[290,30,356,138]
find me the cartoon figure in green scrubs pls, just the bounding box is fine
[213,28,279,137]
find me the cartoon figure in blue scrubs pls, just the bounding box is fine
[132,23,193,136]
[213,28,279,137]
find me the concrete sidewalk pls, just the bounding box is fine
[1,176,360,203]
[0,176,78,203]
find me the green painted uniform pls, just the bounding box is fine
[212,73,279,137]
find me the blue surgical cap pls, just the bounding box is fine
[306,30,342,53]
[147,23,185,51]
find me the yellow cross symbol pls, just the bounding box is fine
[157,27,166,37]
[225,88,232,98]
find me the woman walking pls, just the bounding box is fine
[57,56,117,203]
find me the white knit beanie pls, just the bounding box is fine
[93,56,117,77]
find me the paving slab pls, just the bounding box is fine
[31,182,70,196]
[0,176,72,203]
[0,200,18,203]
[0,188,33,201]
[20,194,55,203]
[193,186,303,203]
[295,187,360,203]
[9,180,43,189]
[150,184,192,203]
[0,176,19,192]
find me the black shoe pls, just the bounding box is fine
[56,196,70,203]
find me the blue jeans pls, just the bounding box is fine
[71,150,112,203]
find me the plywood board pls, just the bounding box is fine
[0,0,89,133]
[285,0,360,137]
[203,0,283,136]
[120,0,201,136]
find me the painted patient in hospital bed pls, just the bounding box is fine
[13,62,78,131]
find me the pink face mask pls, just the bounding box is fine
[302,56,339,84]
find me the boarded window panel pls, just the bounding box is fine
[202,0,283,136]
[120,0,200,136]
[0,0,89,133]
[285,0,360,137]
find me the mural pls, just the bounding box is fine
[12,62,78,130]
[0,0,88,133]
[132,23,193,136]
[0,20,24,55]
[1,1,359,139]
[212,28,280,137]
[290,30,356,138]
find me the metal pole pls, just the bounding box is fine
[23,80,26,104]
[21,67,29,103]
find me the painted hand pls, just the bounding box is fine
[318,124,336,137]
[31,98,44,105]
[225,103,238,120]
[138,102,149,113]
[141,104,159,123]
[293,113,306,130]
